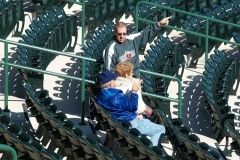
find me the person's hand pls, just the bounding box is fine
[158,16,172,27]
[132,79,142,92]
[144,106,153,117]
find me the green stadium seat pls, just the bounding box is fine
[202,50,239,143]
[117,0,125,11]
[24,82,122,159]
[7,124,21,135]
[45,104,58,113]
[0,111,61,160]
[171,118,183,127]
[0,1,24,38]
[13,0,25,36]
[0,114,10,126]
[233,32,240,51]
[222,59,240,94]
[91,97,173,159]
[178,125,190,135]
[208,149,221,159]
[86,0,101,21]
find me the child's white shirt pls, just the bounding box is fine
[115,77,146,114]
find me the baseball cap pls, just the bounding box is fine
[99,70,117,85]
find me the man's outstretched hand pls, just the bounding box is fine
[158,16,172,27]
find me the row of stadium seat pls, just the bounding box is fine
[81,20,115,81]
[23,82,122,160]
[83,23,120,141]
[90,97,173,160]
[0,0,24,38]
[185,0,223,12]
[183,0,240,38]
[17,6,77,89]
[79,0,135,35]
[130,0,223,31]
[224,120,240,154]
[181,0,240,66]
[85,0,134,21]
[202,50,240,146]
[31,0,62,15]
[129,0,185,30]
[223,59,240,153]
[158,111,221,160]
[0,108,61,160]
[32,0,59,6]
[233,32,240,52]
[140,35,184,117]
[90,88,222,160]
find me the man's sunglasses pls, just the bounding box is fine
[117,33,127,36]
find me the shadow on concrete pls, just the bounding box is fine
[0,50,25,99]
[51,56,90,119]
[182,75,214,138]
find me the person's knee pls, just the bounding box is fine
[156,124,166,134]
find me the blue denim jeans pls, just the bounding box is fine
[130,117,166,146]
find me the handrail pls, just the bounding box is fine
[140,69,182,118]
[1,38,183,119]
[136,1,240,118]
[65,0,86,46]
[0,39,94,60]
[135,1,240,63]
[0,144,18,160]
[0,38,95,122]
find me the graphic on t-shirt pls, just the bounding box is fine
[119,50,135,62]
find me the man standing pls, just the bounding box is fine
[100,17,171,77]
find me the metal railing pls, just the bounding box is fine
[140,69,182,117]
[0,39,183,126]
[135,1,240,63]
[0,38,95,124]
[9,1,240,126]
[0,144,18,160]
[135,1,240,117]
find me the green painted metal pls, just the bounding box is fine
[80,59,86,124]
[80,0,87,124]
[140,69,182,118]
[0,39,95,61]
[0,39,95,120]
[0,38,183,119]
[4,43,9,112]
[205,20,209,64]
[135,1,240,49]
[3,1,240,120]
[1,62,95,84]
[0,144,18,160]
[135,1,240,118]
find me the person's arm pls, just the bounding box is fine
[102,42,118,71]
[133,23,159,46]
[113,79,142,112]
[113,92,138,112]
[133,17,171,46]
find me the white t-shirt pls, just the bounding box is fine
[115,77,147,114]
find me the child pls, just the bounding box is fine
[115,61,152,116]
